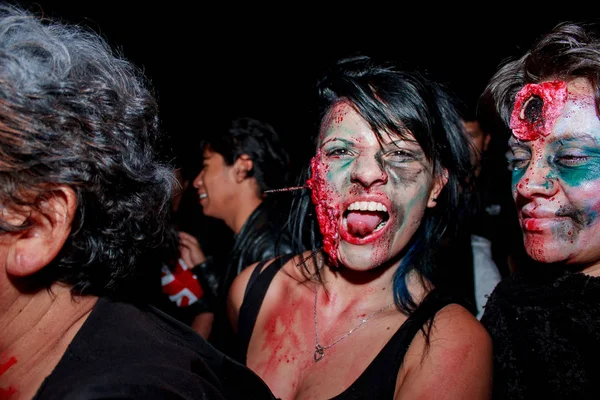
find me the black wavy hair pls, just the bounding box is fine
[0,4,173,296]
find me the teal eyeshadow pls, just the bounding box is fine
[556,155,600,187]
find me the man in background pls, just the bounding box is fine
[177,117,295,360]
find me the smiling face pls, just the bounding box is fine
[307,101,445,270]
[192,147,237,220]
[508,78,600,268]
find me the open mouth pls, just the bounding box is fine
[342,201,390,241]
[199,193,207,200]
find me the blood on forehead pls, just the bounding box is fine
[319,102,352,142]
[509,81,568,141]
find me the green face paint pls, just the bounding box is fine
[551,145,600,187]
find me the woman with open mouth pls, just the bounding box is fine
[227,54,492,399]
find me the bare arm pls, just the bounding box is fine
[190,312,214,339]
[395,304,493,399]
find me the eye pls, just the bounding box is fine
[326,148,352,158]
[385,149,417,163]
[506,149,530,171]
[556,153,589,167]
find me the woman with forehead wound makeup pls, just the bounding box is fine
[480,21,600,400]
[227,54,492,399]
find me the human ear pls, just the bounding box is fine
[427,168,448,208]
[5,186,77,277]
[234,154,254,182]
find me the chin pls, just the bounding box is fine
[525,241,576,264]
[337,241,392,271]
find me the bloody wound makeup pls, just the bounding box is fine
[510,81,568,141]
[307,153,340,266]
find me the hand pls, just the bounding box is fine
[178,231,206,268]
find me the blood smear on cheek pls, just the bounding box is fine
[307,154,340,266]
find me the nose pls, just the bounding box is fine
[515,157,558,199]
[192,169,204,190]
[350,154,388,188]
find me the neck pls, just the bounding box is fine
[583,262,600,277]
[227,194,263,234]
[0,282,97,397]
[318,262,393,313]
[316,255,429,314]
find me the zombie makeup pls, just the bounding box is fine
[0,355,17,398]
[509,78,600,265]
[307,152,341,266]
[510,81,568,141]
[309,101,437,270]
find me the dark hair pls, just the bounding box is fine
[200,117,291,194]
[482,21,600,130]
[289,54,473,314]
[0,4,173,296]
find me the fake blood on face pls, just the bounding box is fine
[306,153,340,266]
[510,81,568,141]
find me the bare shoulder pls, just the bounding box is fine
[397,303,492,399]
[430,303,491,344]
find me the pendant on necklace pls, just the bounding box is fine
[314,344,325,362]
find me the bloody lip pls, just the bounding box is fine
[522,217,570,232]
[339,195,392,245]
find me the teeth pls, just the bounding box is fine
[347,201,387,212]
[199,193,207,199]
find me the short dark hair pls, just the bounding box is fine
[201,117,291,193]
[482,21,600,130]
[0,4,173,296]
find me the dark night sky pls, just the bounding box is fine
[17,2,599,169]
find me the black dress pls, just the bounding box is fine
[481,269,600,399]
[238,255,463,399]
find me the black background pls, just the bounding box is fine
[17,2,599,169]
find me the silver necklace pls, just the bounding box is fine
[313,276,394,362]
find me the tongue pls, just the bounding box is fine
[346,211,384,237]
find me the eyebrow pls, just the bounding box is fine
[320,137,354,147]
[508,132,600,147]
[383,138,419,147]
[552,132,600,146]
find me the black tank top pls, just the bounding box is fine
[238,254,461,399]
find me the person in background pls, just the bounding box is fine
[228,54,492,399]
[480,20,600,399]
[0,4,275,398]
[151,144,223,339]
[188,117,295,359]
[435,103,513,319]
